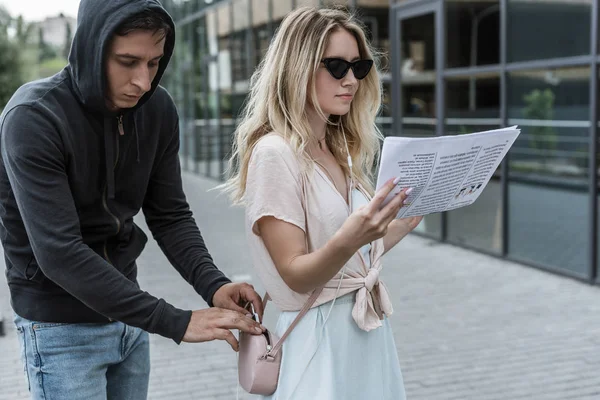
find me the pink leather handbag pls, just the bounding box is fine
[238,288,323,395]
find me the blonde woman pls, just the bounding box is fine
[224,6,423,399]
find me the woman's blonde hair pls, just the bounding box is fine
[223,6,383,203]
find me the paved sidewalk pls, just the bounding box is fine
[1,171,599,400]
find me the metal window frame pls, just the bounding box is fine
[390,0,598,283]
[194,13,210,176]
[590,0,598,282]
[390,0,445,241]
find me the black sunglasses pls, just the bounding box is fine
[321,58,373,80]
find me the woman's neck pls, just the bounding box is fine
[306,107,329,154]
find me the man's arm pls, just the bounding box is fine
[0,105,192,343]
[142,119,231,306]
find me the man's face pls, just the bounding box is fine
[105,30,166,111]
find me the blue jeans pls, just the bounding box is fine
[14,314,150,400]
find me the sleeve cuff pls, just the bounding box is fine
[204,278,232,307]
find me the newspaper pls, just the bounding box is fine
[375,126,521,218]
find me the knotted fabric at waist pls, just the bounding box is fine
[322,259,393,332]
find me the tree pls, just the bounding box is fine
[0,6,10,36]
[63,20,72,59]
[15,15,35,46]
[38,26,56,63]
[0,9,24,112]
[522,89,558,163]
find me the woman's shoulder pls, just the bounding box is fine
[252,132,302,166]
[249,133,307,187]
[254,132,294,154]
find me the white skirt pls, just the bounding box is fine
[260,292,406,400]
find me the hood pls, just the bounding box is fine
[67,0,176,114]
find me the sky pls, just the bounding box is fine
[1,0,80,21]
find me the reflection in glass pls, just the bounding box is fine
[446,121,503,253]
[446,74,500,120]
[447,178,502,253]
[400,123,435,138]
[400,13,436,122]
[377,82,393,137]
[508,0,591,62]
[446,0,500,68]
[295,0,319,8]
[323,0,351,5]
[232,0,250,83]
[401,13,435,78]
[508,68,590,175]
[217,3,233,119]
[356,3,390,71]
[381,82,391,118]
[357,0,389,6]
[273,0,292,20]
[252,0,270,68]
[402,84,435,119]
[395,121,440,239]
[508,67,590,276]
[398,11,438,240]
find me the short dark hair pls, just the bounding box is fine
[115,9,172,41]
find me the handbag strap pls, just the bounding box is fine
[262,287,322,357]
[263,170,325,358]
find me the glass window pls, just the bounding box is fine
[356,3,390,71]
[398,10,439,246]
[358,0,388,6]
[190,0,202,13]
[205,12,220,120]
[273,0,292,20]
[399,17,436,116]
[252,0,269,27]
[507,0,592,62]
[508,67,591,276]
[323,0,351,6]
[446,0,500,68]
[377,82,393,137]
[232,0,251,82]
[597,78,600,281]
[217,2,231,37]
[179,22,195,164]
[445,73,501,252]
[252,0,271,68]
[446,74,500,120]
[446,159,503,252]
[295,0,319,8]
[190,16,207,167]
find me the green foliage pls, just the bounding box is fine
[15,15,35,46]
[63,21,72,60]
[38,26,57,63]
[522,89,558,152]
[0,8,24,112]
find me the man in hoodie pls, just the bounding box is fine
[0,1,265,398]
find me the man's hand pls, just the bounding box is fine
[212,282,264,323]
[182,308,264,351]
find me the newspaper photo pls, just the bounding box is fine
[375,126,521,218]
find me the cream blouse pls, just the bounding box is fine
[244,133,392,331]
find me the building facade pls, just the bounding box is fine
[161,0,599,284]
